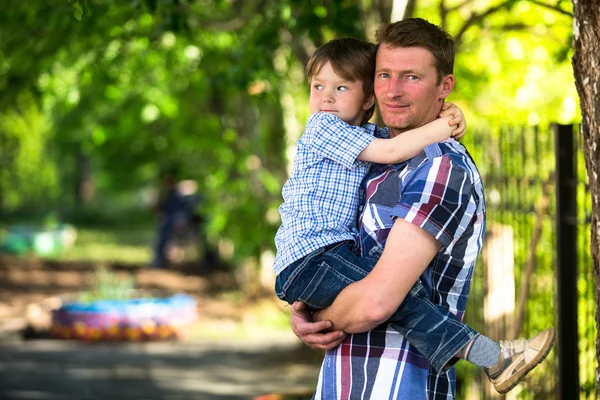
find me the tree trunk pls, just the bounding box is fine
[74,150,94,208]
[571,0,600,387]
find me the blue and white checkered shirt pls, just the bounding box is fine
[273,112,384,275]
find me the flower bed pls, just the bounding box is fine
[50,293,197,341]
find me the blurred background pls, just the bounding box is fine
[0,0,594,399]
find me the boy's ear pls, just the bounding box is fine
[363,93,376,110]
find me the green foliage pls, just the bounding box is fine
[78,265,137,303]
[0,93,59,210]
[0,0,578,265]
[460,124,596,398]
[0,0,594,396]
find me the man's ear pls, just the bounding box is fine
[363,93,376,110]
[439,74,455,100]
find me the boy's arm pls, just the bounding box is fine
[304,112,375,169]
[356,116,453,164]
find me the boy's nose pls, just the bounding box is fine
[322,93,334,103]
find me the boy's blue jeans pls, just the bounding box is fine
[275,241,478,373]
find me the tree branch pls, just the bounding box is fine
[439,0,448,28]
[405,0,417,19]
[453,0,573,48]
[195,0,269,32]
[527,0,573,17]
[447,0,478,13]
[377,0,393,24]
[454,0,518,48]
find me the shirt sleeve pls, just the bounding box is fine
[374,126,390,139]
[389,154,477,248]
[300,112,375,169]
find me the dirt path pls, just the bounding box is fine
[0,337,320,400]
[0,254,323,400]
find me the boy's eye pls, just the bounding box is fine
[337,86,348,91]
[313,84,324,90]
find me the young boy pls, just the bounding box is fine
[274,37,554,394]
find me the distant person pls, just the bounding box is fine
[151,174,188,268]
[176,179,218,266]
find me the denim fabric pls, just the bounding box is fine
[275,241,477,373]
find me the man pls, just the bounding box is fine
[290,18,550,399]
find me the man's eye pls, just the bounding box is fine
[407,75,419,81]
[378,73,390,79]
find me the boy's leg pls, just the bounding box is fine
[386,280,520,375]
[275,241,375,310]
[278,243,481,370]
[276,242,554,393]
[386,278,555,393]
[277,242,485,370]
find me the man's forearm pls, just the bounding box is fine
[314,274,396,333]
[314,219,441,333]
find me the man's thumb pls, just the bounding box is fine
[291,301,306,313]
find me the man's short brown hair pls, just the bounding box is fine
[306,38,376,123]
[375,18,455,85]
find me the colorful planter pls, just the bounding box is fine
[50,293,197,341]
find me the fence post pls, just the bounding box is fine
[554,123,579,398]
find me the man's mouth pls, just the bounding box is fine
[383,103,409,110]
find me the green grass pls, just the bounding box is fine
[0,222,155,265]
[188,297,296,341]
[56,226,155,264]
[77,265,138,303]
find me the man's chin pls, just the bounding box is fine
[383,119,411,131]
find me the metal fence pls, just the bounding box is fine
[456,124,597,399]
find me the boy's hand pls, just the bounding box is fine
[440,102,466,140]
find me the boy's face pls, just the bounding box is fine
[309,61,375,126]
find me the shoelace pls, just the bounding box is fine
[498,338,527,358]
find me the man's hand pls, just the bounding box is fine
[290,301,346,350]
[439,102,466,139]
[310,219,441,333]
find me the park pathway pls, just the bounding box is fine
[0,334,320,400]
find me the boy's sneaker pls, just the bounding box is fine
[485,327,555,394]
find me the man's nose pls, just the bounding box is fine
[385,77,403,98]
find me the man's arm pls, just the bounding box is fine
[313,218,441,333]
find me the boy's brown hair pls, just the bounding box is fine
[306,37,376,123]
[375,18,455,85]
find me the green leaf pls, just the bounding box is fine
[313,6,327,18]
[73,3,83,21]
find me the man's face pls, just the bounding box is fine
[374,45,454,137]
[309,61,375,126]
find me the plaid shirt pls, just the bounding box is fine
[313,141,486,400]
[274,112,384,275]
